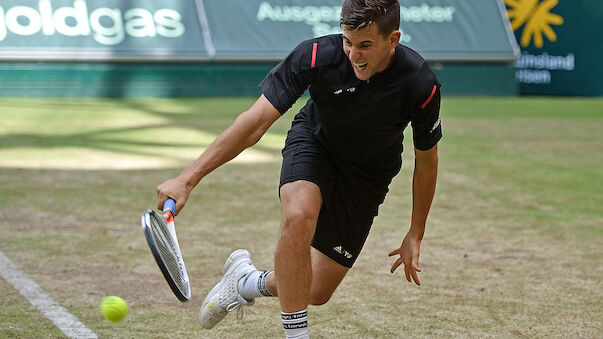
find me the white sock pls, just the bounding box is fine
[281,309,309,339]
[238,270,274,300]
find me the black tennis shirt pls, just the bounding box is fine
[260,34,442,168]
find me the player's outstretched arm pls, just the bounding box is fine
[156,94,281,213]
[389,144,438,285]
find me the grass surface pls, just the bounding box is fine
[0,96,601,338]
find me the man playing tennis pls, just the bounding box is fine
[156,0,441,337]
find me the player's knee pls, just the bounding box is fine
[281,206,318,234]
[278,210,316,248]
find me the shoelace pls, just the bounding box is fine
[226,294,253,322]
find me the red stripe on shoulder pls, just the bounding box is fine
[420,85,437,109]
[311,42,318,68]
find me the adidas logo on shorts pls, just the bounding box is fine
[333,246,353,259]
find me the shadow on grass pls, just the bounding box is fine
[0,97,293,157]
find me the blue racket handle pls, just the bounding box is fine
[163,198,177,216]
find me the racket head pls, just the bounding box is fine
[141,209,191,302]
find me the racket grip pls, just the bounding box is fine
[163,198,177,216]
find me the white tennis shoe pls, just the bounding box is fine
[199,249,257,329]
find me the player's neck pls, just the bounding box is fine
[372,47,397,79]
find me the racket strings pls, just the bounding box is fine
[149,214,187,290]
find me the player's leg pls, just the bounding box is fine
[199,108,330,330]
[274,179,324,339]
[271,108,330,314]
[259,247,349,305]
[275,180,322,313]
[308,247,349,305]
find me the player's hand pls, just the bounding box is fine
[388,231,423,285]
[156,177,190,215]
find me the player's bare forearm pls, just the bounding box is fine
[388,144,438,285]
[179,95,280,186]
[410,144,438,237]
[156,95,280,211]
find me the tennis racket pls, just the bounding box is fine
[141,198,191,302]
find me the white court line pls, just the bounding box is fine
[0,250,97,339]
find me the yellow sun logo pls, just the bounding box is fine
[505,0,564,48]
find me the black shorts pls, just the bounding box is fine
[279,115,401,268]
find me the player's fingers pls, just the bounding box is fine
[156,185,166,209]
[388,249,400,257]
[410,268,421,285]
[412,273,421,285]
[157,198,171,211]
[412,257,422,272]
[408,258,421,285]
[404,265,412,283]
[390,257,403,273]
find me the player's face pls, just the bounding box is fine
[343,25,401,81]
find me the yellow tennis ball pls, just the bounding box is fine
[101,296,128,322]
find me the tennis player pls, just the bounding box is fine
[156,0,441,337]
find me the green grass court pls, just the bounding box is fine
[0,97,601,338]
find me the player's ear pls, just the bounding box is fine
[390,30,401,47]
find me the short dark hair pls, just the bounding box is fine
[340,0,400,37]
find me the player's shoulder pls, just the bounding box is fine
[295,34,342,54]
[289,34,344,70]
[398,44,439,93]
